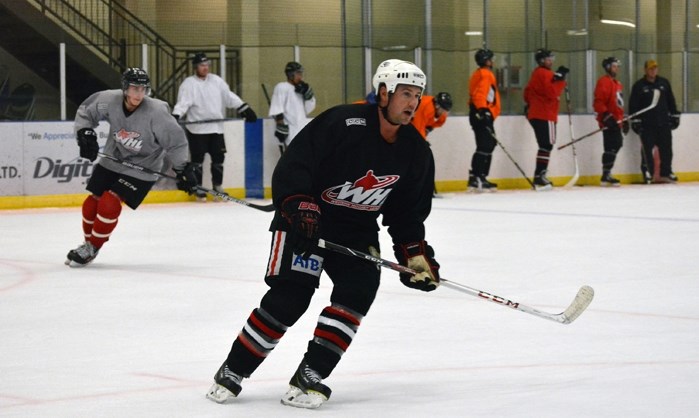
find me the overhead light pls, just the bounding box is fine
[382,45,407,51]
[464,31,483,36]
[601,19,635,28]
[566,29,588,36]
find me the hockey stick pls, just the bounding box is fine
[558,88,660,150]
[179,118,238,125]
[563,86,580,188]
[486,127,536,190]
[97,153,275,212]
[318,239,594,325]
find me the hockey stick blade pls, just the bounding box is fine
[97,153,275,212]
[318,239,594,325]
[558,89,660,150]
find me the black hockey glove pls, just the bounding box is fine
[631,119,643,136]
[601,112,618,130]
[670,113,681,130]
[475,108,493,127]
[174,162,198,195]
[553,65,569,81]
[275,124,289,143]
[281,195,321,259]
[622,120,630,135]
[295,81,314,101]
[237,103,258,123]
[76,128,99,162]
[393,241,440,292]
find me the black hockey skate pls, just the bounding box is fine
[212,185,229,202]
[534,170,553,191]
[206,362,243,403]
[280,360,332,409]
[467,172,497,193]
[600,172,620,187]
[65,242,99,267]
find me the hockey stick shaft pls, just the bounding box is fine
[486,127,536,190]
[558,88,660,150]
[563,86,580,188]
[179,118,239,125]
[97,153,275,212]
[318,239,594,324]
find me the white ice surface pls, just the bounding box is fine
[1,184,699,417]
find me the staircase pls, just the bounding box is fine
[0,0,190,106]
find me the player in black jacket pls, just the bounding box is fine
[629,59,680,183]
[206,59,440,409]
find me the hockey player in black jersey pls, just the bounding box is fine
[206,59,440,409]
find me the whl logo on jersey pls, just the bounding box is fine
[113,128,143,152]
[321,170,399,211]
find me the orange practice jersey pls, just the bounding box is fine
[411,95,447,139]
[523,66,566,122]
[468,67,501,119]
[593,75,624,127]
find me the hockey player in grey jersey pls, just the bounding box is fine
[65,68,198,267]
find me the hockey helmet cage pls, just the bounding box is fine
[434,92,453,111]
[285,61,304,79]
[534,48,554,64]
[602,56,621,71]
[475,48,494,66]
[192,53,209,66]
[121,68,151,93]
[372,59,426,95]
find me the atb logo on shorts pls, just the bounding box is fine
[291,253,324,277]
[114,128,143,151]
[321,170,399,211]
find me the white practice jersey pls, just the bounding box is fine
[268,81,316,143]
[74,89,189,182]
[172,73,245,134]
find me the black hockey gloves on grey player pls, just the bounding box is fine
[281,194,321,259]
[174,162,199,195]
[393,241,440,292]
[77,128,99,162]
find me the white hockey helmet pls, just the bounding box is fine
[372,59,426,94]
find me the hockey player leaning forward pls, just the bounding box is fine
[206,59,441,409]
[65,68,198,267]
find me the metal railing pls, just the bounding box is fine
[27,0,183,103]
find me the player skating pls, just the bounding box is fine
[65,68,197,267]
[206,59,440,409]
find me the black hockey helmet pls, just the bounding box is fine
[602,56,621,71]
[434,92,453,111]
[475,49,494,66]
[285,61,304,79]
[121,67,150,92]
[192,52,209,66]
[534,48,554,64]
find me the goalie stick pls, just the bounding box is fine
[563,86,580,188]
[558,88,660,150]
[97,153,275,212]
[318,239,594,325]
